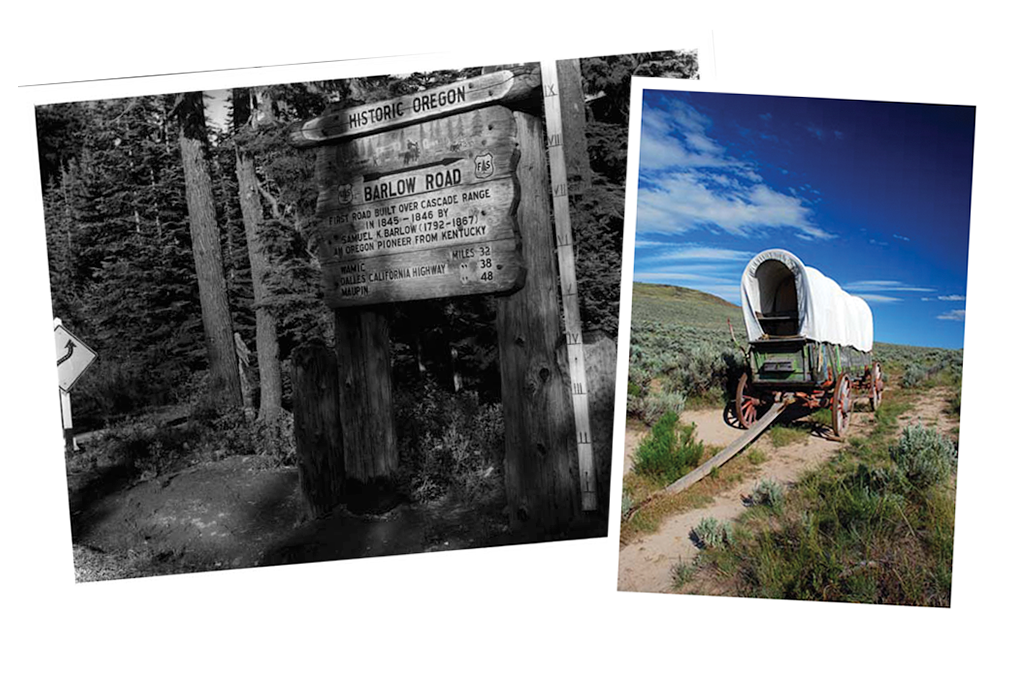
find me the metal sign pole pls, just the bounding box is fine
[54,317,96,453]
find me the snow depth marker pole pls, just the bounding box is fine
[540,61,597,512]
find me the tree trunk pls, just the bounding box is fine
[557,59,593,199]
[236,146,283,419]
[178,91,241,410]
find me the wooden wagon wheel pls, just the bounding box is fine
[735,371,761,429]
[832,372,852,438]
[869,361,884,411]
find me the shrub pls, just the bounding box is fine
[946,390,962,418]
[890,424,957,488]
[87,405,298,482]
[671,558,697,587]
[394,379,504,503]
[752,478,784,508]
[621,490,633,518]
[666,344,728,398]
[87,420,159,478]
[691,516,732,549]
[902,363,928,389]
[632,412,704,485]
[639,390,687,424]
[746,448,768,465]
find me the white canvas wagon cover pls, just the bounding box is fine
[740,249,874,352]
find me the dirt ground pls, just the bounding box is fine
[617,388,955,594]
[69,454,521,580]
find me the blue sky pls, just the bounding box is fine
[634,89,975,349]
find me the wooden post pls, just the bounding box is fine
[334,309,398,483]
[541,61,598,511]
[557,331,617,524]
[496,111,580,532]
[292,343,346,519]
[556,59,593,199]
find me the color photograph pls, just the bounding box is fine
[618,84,973,606]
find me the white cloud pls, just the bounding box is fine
[639,100,738,171]
[637,98,831,241]
[938,294,967,301]
[937,309,966,321]
[638,172,830,239]
[854,294,903,304]
[845,280,936,293]
[644,246,754,262]
[685,131,724,155]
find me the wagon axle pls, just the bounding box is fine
[735,361,883,438]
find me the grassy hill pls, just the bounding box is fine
[627,282,963,421]
[632,283,742,328]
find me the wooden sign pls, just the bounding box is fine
[315,106,524,307]
[291,69,540,146]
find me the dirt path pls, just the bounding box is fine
[71,454,517,579]
[618,387,958,593]
[897,386,959,436]
[618,403,871,593]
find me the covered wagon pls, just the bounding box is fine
[735,249,883,437]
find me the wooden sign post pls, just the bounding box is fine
[494,110,581,531]
[295,68,592,531]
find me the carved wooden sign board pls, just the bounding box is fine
[314,103,524,307]
[293,70,531,145]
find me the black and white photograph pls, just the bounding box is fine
[33,51,698,581]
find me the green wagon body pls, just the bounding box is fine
[748,338,872,389]
[736,250,883,436]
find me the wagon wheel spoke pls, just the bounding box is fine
[870,362,883,411]
[735,372,760,429]
[832,373,852,438]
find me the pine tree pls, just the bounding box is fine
[233,86,283,419]
[177,90,242,410]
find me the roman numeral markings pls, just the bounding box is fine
[541,60,596,512]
